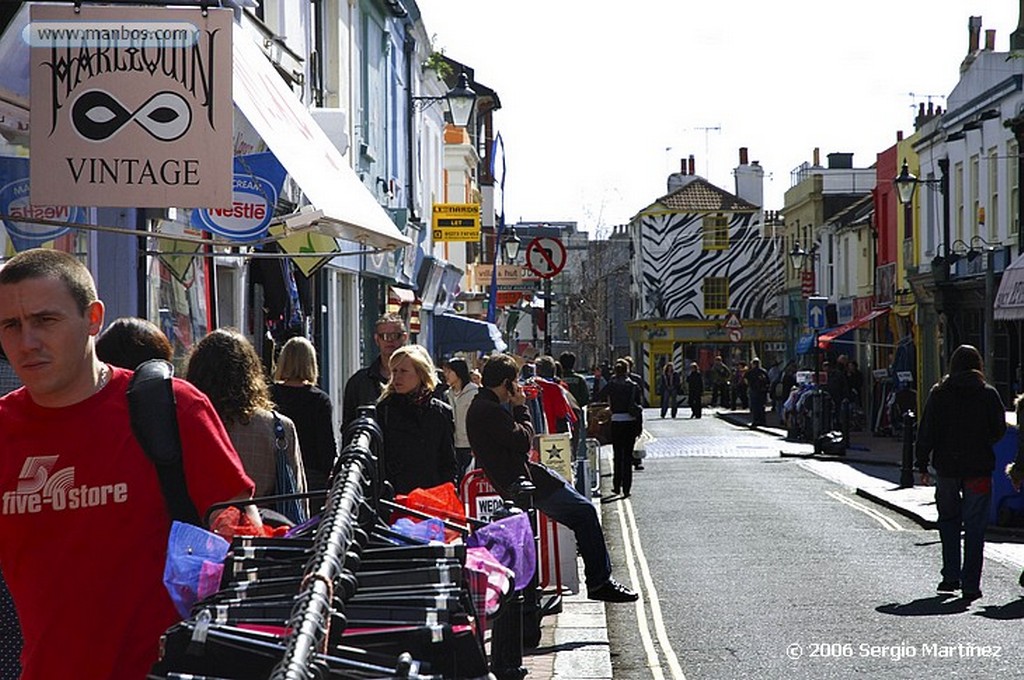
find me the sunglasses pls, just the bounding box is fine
[376,331,406,342]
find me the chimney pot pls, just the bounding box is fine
[986,29,996,50]
[739,147,749,165]
[681,158,686,174]
[688,155,695,176]
[897,130,904,141]
[813,147,820,166]
[969,16,982,52]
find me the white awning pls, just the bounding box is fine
[995,253,1024,320]
[232,25,410,251]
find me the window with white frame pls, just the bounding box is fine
[989,146,999,241]
[1010,140,1019,238]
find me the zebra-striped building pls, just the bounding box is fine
[626,157,785,406]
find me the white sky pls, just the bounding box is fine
[417,1,1021,235]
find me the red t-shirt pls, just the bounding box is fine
[0,367,254,679]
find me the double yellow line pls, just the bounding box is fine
[615,498,687,679]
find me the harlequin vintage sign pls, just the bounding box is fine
[29,5,232,207]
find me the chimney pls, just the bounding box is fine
[897,130,904,142]
[734,148,763,207]
[986,29,996,50]
[1012,0,1024,49]
[688,155,695,176]
[813,147,821,167]
[681,158,687,175]
[969,16,982,52]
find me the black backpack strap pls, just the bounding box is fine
[126,359,201,526]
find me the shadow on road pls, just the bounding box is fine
[973,597,1024,620]
[876,595,971,616]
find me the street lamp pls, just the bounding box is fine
[501,225,521,263]
[968,235,998,380]
[411,71,478,128]
[789,240,823,382]
[894,157,948,257]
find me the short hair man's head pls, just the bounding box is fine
[558,351,576,372]
[535,355,557,379]
[0,248,97,314]
[481,353,519,389]
[373,313,408,363]
[0,249,105,407]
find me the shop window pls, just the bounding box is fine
[703,276,729,313]
[702,214,729,250]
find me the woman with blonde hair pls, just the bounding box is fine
[186,328,308,521]
[377,344,458,495]
[271,336,337,490]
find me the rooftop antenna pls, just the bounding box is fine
[908,92,946,108]
[693,125,721,177]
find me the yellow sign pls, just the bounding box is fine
[272,225,340,277]
[432,203,480,241]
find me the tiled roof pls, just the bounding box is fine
[643,177,759,213]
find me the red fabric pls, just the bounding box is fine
[535,378,577,432]
[210,506,289,538]
[0,368,254,680]
[392,482,466,542]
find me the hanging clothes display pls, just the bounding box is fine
[148,409,522,679]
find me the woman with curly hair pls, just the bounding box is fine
[186,328,308,517]
[377,344,458,495]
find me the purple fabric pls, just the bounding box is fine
[466,512,535,590]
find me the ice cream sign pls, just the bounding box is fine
[0,156,79,250]
[192,152,286,241]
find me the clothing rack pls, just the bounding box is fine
[151,406,500,679]
[269,409,382,679]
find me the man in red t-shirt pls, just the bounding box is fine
[0,249,258,679]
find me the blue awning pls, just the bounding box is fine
[433,313,507,356]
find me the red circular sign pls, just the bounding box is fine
[525,237,567,279]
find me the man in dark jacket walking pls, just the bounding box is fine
[467,354,637,603]
[916,344,1006,602]
[341,313,408,430]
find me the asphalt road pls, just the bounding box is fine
[600,410,1024,679]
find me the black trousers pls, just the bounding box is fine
[611,421,638,495]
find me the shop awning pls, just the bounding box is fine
[995,253,1024,320]
[817,308,890,349]
[232,25,410,251]
[433,313,507,355]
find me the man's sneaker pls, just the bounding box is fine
[588,578,639,603]
[937,580,960,593]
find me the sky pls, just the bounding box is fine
[416,1,1021,236]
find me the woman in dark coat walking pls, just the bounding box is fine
[377,344,459,495]
[597,360,642,497]
[915,344,1006,601]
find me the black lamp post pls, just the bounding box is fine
[411,71,478,128]
[789,241,822,381]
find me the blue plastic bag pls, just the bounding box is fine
[162,521,230,618]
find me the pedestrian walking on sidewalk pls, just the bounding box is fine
[915,344,1006,602]
[466,353,637,603]
[686,362,704,418]
[710,355,730,407]
[659,362,681,418]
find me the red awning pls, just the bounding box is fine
[817,308,890,349]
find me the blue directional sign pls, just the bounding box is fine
[807,296,828,331]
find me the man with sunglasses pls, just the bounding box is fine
[342,313,408,430]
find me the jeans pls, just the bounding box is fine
[535,475,613,589]
[935,475,991,592]
[660,391,678,418]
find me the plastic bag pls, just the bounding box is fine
[467,511,535,590]
[163,521,230,618]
